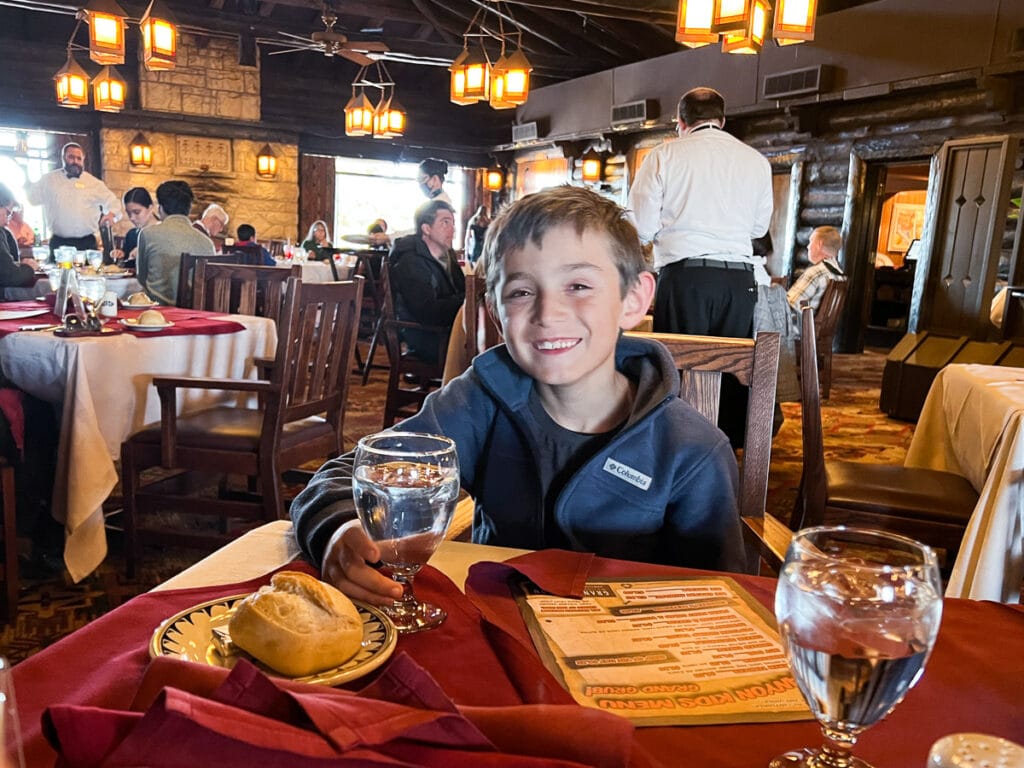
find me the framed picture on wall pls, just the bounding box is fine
[887,202,924,253]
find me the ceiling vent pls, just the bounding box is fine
[763,65,834,100]
[611,99,656,127]
[512,121,539,143]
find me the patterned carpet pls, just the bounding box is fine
[1,350,909,664]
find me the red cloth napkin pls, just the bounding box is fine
[114,306,245,337]
[0,300,60,338]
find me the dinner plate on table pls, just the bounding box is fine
[100,270,132,279]
[120,300,161,309]
[0,308,48,320]
[120,318,175,332]
[149,593,397,687]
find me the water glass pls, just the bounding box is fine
[56,246,75,269]
[45,267,62,292]
[771,526,943,768]
[85,249,103,270]
[0,657,25,768]
[71,250,86,268]
[78,276,106,306]
[353,432,459,633]
[31,247,49,264]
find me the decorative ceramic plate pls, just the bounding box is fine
[120,318,175,331]
[149,593,397,687]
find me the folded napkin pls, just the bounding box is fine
[44,654,636,768]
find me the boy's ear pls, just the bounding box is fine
[620,271,656,329]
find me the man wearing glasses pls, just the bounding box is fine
[25,142,121,256]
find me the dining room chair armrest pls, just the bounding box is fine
[152,376,273,393]
[254,356,276,380]
[741,512,793,575]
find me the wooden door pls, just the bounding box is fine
[920,136,1014,338]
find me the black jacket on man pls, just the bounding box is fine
[388,234,466,362]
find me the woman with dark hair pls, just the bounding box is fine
[0,183,38,290]
[416,158,452,204]
[118,187,156,266]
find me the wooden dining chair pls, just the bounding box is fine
[442,272,502,384]
[626,330,781,575]
[809,275,849,399]
[779,305,979,574]
[0,458,17,623]
[192,261,301,327]
[175,250,265,308]
[378,258,451,427]
[120,277,364,575]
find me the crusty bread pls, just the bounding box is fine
[126,292,152,306]
[228,571,364,677]
[137,309,167,325]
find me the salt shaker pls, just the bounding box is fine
[928,733,1024,768]
[99,290,118,319]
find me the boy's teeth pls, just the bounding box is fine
[536,339,576,350]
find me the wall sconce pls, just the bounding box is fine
[581,152,603,183]
[773,0,817,44]
[484,168,504,191]
[344,90,375,136]
[54,52,90,108]
[83,0,127,65]
[256,144,277,179]
[92,65,126,111]
[675,0,718,47]
[129,133,152,168]
[720,0,771,53]
[140,0,177,70]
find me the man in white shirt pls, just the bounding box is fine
[628,87,773,339]
[25,142,121,255]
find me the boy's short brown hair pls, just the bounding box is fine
[484,185,646,298]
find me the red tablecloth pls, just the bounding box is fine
[12,553,1024,767]
[0,302,244,338]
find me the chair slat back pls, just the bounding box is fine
[814,275,849,350]
[193,262,301,326]
[266,278,364,448]
[177,250,265,308]
[795,306,828,530]
[459,273,502,375]
[627,330,781,573]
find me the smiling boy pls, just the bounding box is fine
[291,186,744,605]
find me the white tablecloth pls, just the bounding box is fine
[0,315,278,582]
[905,364,1024,602]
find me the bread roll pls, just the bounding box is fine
[127,292,152,306]
[138,309,167,325]
[228,571,364,677]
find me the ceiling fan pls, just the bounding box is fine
[269,4,389,66]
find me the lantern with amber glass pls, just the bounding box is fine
[54,53,90,109]
[129,133,152,169]
[83,0,127,65]
[449,49,476,105]
[488,53,515,110]
[720,0,770,53]
[140,0,177,70]
[485,168,504,192]
[372,95,407,140]
[675,0,718,47]
[461,47,490,103]
[256,144,277,179]
[581,151,603,183]
[773,0,816,44]
[93,66,126,112]
[500,47,531,106]
[344,89,375,136]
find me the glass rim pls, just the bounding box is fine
[356,431,456,459]
[790,524,939,570]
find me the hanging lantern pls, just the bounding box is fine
[485,168,504,191]
[344,89,375,136]
[710,0,753,34]
[773,0,817,44]
[581,151,603,183]
[256,144,277,178]
[488,53,516,110]
[84,0,127,65]
[462,47,490,103]
[93,66,126,112]
[129,133,153,169]
[372,96,407,139]
[721,0,770,53]
[449,48,476,105]
[54,53,90,108]
[675,0,719,47]
[140,0,178,70]
[500,48,532,106]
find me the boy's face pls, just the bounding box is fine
[489,224,653,392]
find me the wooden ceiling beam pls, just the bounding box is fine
[503,0,676,25]
[409,0,460,45]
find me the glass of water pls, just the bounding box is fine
[352,432,459,633]
[770,526,943,768]
[85,249,103,270]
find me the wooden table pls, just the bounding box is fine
[10,525,1023,767]
[906,363,1024,603]
[0,312,277,581]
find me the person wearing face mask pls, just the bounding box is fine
[115,187,156,268]
[25,142,121,257]
[416,158,453,204]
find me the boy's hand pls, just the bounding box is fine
[321,519,404,606]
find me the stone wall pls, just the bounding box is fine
[100,127,299,241]
[139,33,260,122]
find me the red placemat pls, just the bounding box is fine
[0,302,246,339]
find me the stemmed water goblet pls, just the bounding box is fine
[771,526,943,768]
[352,431,459,633]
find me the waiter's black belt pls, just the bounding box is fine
[679,258,753,271]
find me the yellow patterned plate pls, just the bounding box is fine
[149,593,397,687]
